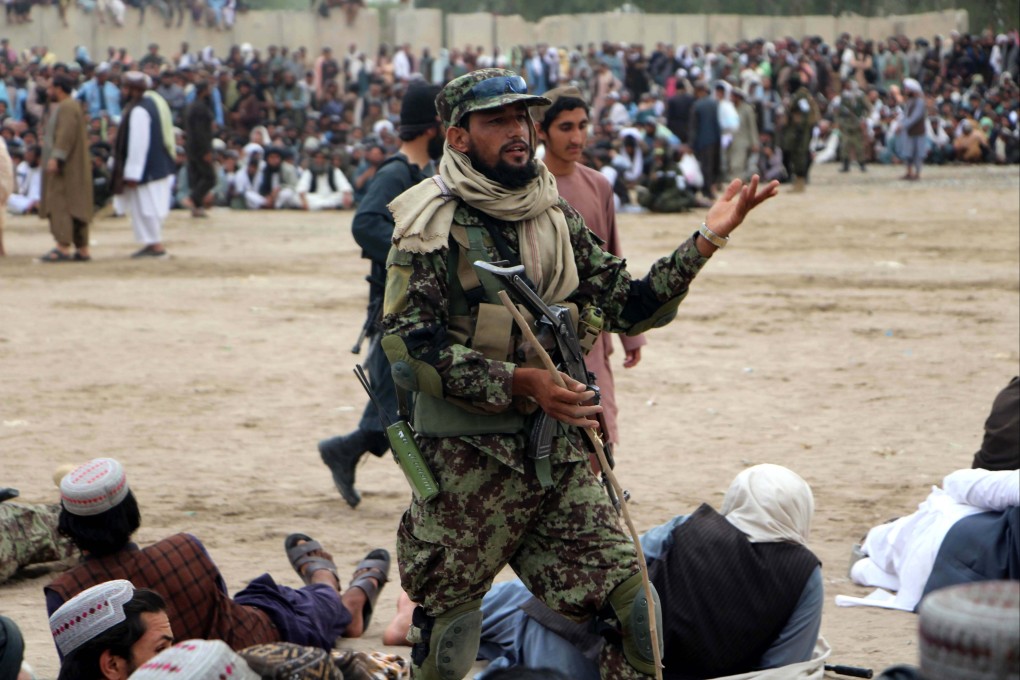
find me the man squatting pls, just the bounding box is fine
[379,68,778,679]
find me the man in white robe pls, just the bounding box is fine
[295,149,353,211]
[113,72,176,258]
[7,145,42,215]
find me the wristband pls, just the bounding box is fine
[698,222,729,249]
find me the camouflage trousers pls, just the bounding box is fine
[841,127,866,161]
[397,437,649,679]
[0,503,76,583]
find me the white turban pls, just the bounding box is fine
[903,78,923,95]
[721,464,814,546]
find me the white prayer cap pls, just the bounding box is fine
[903,78,923,95]
[124,71,150,89]
[96,62,111,75]
[60,458,129,517]
[50,580,135,657]
[132,640,259,680]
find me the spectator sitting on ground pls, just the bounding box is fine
[45,458,391,655]
[295,146,353,210]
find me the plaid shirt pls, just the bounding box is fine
[46,533,278,650]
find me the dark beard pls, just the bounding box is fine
[427,134,444,162]
[468,147,538,190]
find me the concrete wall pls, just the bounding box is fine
[2,8,969,64]
[4,6,380,64]
[392,7,441,56]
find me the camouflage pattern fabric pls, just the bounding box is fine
[384,195,708,678]
[838,95,869,162]
[436,68,550,129]
[0,503,76,583]
[781,88,816,177]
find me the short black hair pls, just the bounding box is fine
[57,589,167,680]
[538,96,589,132]
[59,491,141,557]
[53,75,76,94]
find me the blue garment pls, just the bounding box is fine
[476,514,823,677]
[78,79,122,121]
[234,574,350,652]
[12,88,28,123]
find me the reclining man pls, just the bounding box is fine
[45,458,390,655]
[384,464,824,679]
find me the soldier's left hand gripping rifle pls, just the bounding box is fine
[474,261,619,511]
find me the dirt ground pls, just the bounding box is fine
[1,162,1018,679]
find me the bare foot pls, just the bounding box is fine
[383,591,416,646]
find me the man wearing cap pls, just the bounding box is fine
[46,458,388,656]
[530,85,645,448]
[39,74,94,263]
[0,615,31,680]
[51,581,173,676]
[294,147,354,212]
[242,146,300,210]
[112,72,175,258]
[379,68,778,679]
[318,82,444,508]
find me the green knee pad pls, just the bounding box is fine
[410,599,483,680]
[608,572,663,676]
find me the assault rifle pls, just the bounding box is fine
[351,276,384,354]
[473,261,616,473]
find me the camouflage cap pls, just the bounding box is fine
[437,68,551,128]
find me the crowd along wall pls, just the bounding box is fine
[433,9,968,53]
[3,6,380,64]
[2,8,968,66]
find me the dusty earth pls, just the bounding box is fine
[1,163,1018,679]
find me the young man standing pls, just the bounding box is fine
[533,86,645,447]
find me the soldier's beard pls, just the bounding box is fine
[467,146,539,190]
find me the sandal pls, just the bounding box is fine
[284,533,339,587]
[74,252,92,262]
[348,548,390,631]
[39,248,73,263]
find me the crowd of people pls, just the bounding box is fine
[0,21,1018,680]
[2,28,1019,256]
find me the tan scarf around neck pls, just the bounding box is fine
[388,144,579,304]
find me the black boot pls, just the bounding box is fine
[318,430,377,508]
[840,158,850,173]
[859,161,867,172]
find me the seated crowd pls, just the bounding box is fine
[2,29,1018,224]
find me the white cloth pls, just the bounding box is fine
[721,464,814,546]
[296,167,352,211]
[837,468,1019,612]
[123,105,171,244]
[393,49,411,82]
[709,636,830,680]
[7,161,41,213]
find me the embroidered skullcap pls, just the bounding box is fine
[49,580,135,657]
[60,458,129,516]
[240,642,342,680]
[903,78,922,95]
[132,640,259,680]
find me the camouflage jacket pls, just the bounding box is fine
[383,199,708,471]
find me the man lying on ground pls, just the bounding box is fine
[384,464,824,679]
[44,458,390,656]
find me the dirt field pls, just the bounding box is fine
[2,162,1018,679]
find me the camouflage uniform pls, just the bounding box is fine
[0,502,76,583]
[781,86,818,180]
[382,68,710,679]
[837,91,869,167]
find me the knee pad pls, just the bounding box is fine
[408,600,483,680]
[606,572,663,676]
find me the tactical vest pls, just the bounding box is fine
[408,204,599,439]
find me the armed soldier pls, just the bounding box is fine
[836,79,869,173]
[318,83,444,509]
[379,69,778,680]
